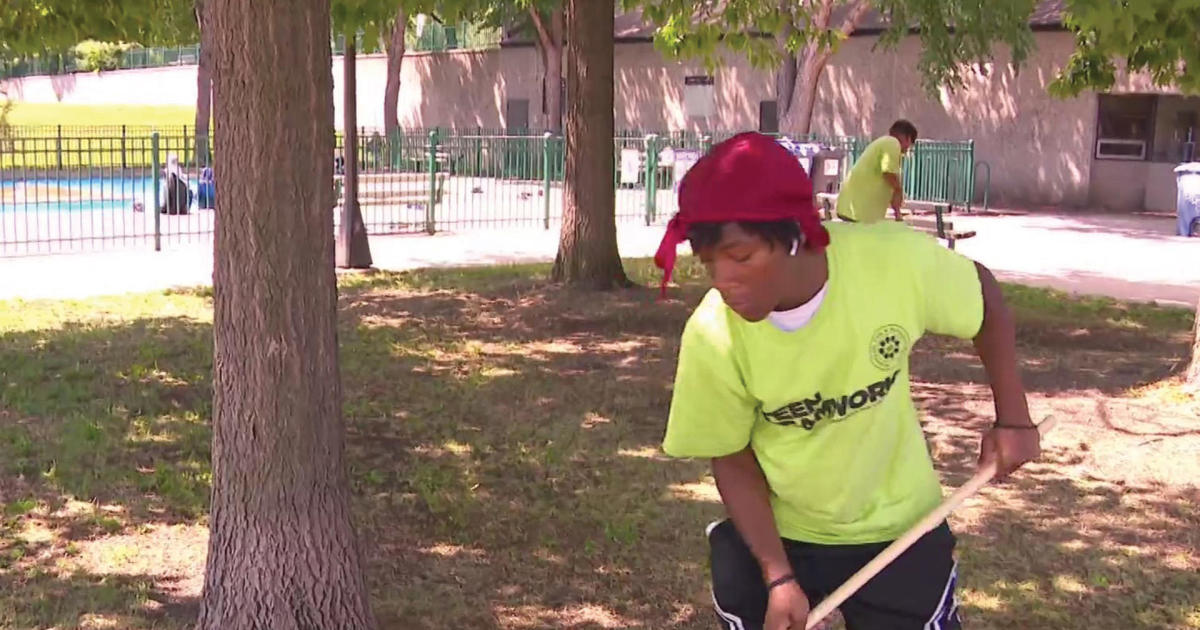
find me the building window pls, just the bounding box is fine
[1152,97,1199,163]
[1095,94,1155,160]
[759,101,779,134]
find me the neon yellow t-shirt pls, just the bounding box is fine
[662,222,984,545]
[836,136,903,223]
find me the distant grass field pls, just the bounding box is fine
[0,103,201,170]
[3,102,196,130]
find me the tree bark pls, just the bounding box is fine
[1188,303,1200,386]
[531,6,564,132]
[784,46,829,135]
[199,1,377,628]
[194,0,213,165]
[338,37,373,269]
[552,0,629,289]
[778,0,871,135]
[383,7,407,139]
[774,3,798,122]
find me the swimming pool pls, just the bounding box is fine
[0,176,174,214]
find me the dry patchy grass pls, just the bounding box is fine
[0,258,1196,629]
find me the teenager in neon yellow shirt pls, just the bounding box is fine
[654,132,1041,630]
[836,120,917,223]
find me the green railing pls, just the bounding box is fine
[0,45,202,79]
[1,126,975,255]
[1,24,503,80]
[903,140,976,205]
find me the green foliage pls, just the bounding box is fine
[0,87,13,153]
[1050,0,1200,97]
[333,0,489,52]
[469,0,560,36]
[72,40,137,72]
[874,0,1038,94]
[633,0,1040,96]
[0,0,197,55]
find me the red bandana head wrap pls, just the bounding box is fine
[653,131,830,296]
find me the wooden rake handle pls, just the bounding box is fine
[804,417,1059,630]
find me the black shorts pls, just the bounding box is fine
[707,519,962,630]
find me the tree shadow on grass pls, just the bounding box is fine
[0,316,214,523]
[0,272,1196,629]
[915,416,1200,629]
[0,315,211,629]
[335,278,1198,629]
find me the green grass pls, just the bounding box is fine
[3,102,196,129]
[0,263,1196,629]
[0,102,201,170]
[1002,283,1195,334]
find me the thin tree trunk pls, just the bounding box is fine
[774,4,798,122]
[339,37,373,269]
[199,1,377,628]
[383,7,407,139]
[552,0,629,289]
[531,6,564,132]
[785,46,829,135]
[775,53,798,123]
[779,0,871,134]
[1188,304,1200,386]
[194,0,213,165]
[547,9,564,132]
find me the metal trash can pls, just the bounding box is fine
[1175,162,1200,237]
[810,148,846,196]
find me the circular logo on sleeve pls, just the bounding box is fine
[870,325,911,370]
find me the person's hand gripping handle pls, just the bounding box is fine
[804,416,1059,629]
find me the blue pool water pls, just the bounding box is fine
[0,176,199,214]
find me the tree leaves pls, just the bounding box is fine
[1050,0,1200,97]
[0,0,198,53]
[634,0,1040,98]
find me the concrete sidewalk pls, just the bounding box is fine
[0,227,670,301]
[0,213,1196,309]
[953,212,1199,309]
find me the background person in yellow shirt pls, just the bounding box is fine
[655,133,1042,630]
[836,120,918,223]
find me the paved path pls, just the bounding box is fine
[953,212,1198,309]
[0,213,1196,310]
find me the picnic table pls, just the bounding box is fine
[815,192,977,250]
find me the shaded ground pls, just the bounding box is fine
[0,259,1197,629]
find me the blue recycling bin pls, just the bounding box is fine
[1175,162,1200,237]
[197,167,216,210]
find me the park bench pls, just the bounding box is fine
[814,192,976,250]
[334,172,447,211]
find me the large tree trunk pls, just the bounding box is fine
[383,7,407,138]
[531,7,564,132]
[338,38,373,269]
[194,0,213,165]
[1188,304,1200,386]
[199,1,377,629]
[552,0,629,289]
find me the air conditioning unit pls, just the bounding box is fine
[1095,138,1146,160]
